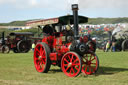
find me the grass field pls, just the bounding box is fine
[0,50,128,85]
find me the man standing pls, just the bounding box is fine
[105,41,110,52]
[32,42,36,52]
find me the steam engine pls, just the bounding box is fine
[33,4,99,77]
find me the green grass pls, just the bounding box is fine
[0,51,128,85]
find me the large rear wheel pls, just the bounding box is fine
[61,52,82,77]
[17,40,31,53]
[81,52,99,75]
[122,40,128,51]
[34,42,51,73]
[13,48,19,53]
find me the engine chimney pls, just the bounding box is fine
[2,31,5,45]
[72,4,79,39]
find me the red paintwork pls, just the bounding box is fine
[42,33,71,64]
[49,53,57,61]
[83,36,88,43]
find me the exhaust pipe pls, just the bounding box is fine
[72,4,79,39]
[2,31,5,45]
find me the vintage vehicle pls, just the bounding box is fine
[103,26,128,52]
[111,26,128,51]
[0,32,34,53]
[102,25,128,52]
[0,32,10,53]
[26,4,99,77]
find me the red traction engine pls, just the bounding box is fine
[27,4,99,77]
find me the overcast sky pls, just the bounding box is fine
[0,0,128,23]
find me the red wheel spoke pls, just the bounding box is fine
[42,50,45,56]
[40,47,43,52]
[42,60,45,64]
[40,61,45,69]
[82,65,85,69]
[64,58,69,63]
[89,54,92,60]
[41,55,46,59]
[36,65,40,69]
[68,55,71,60]
[89,66,95,72]
[83,57,88,61]
[91,63,96,65]
[90,57,95,61]
[85,65,88,72]
[81,59,85,64]
[71,67,75,74]
[40,48,44,56]
[70,55,74,62]
[40,47,42,55]
[69,68,72,74]
[73,58,78,63]
[39,62,43,69]
[86,54,88,58]
[75,66,79,71]
[73,63,80,66]
[39,61,42,64]
[35,57,39,60]
[65,67,70,72]
[89,66,92,73]
[37,62,41,69]
[35,48,40,53]
[63,64,68,66]
[37,52,40,56]
[42,56,46,59]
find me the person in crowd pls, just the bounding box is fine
[32,42,36,52]
[111,36,116,52]
[105,41,110,52]
[112,41,116,52]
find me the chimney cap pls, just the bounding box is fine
[72,4,78,10]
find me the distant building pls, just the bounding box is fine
[0,26,31,30]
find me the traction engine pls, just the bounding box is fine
[31,4,99,77]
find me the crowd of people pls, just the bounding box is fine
[79,23,126,34]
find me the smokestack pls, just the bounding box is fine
[72,4,79,39]
[2,31,5,45]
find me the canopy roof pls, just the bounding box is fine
[26,15,88,27]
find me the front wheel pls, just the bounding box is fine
[61,52,82,77]
[1,45,10,53]
[34,42,51,73]
[81,52,99,75]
